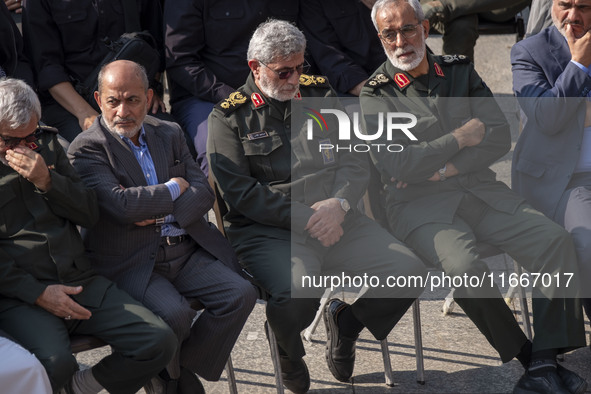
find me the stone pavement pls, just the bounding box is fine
[74,33,591,393]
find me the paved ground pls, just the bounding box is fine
[75,33,591,393]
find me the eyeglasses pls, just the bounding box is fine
[0,128,41,149]
[259,60,311,79]
[379,23,422,44]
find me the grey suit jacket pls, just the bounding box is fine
[68,115,240,301]
[511,25,591,219]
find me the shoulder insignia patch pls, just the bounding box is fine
[439,54,470,65]
[366,73,390,88]
[294,91,302,100]
[393,73,411,89]
[216,91,249,115]
[299,74,330,88]
[38,125,58,134]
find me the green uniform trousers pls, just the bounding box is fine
[232,213,427,360]
[401,193,585,362]
[0,282,177,394]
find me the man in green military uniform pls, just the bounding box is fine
[0,78,177,394]
[361,1,586,393]
[207,19,427,393]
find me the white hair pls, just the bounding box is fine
[0,78,41,130]
[247,19,306,63]
[371,0,424,31]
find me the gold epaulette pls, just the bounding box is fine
[299,74,330,88]
[365,73,391,88]
[215,91,249,116]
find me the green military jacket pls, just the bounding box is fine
[360,53,524,239]
[0,128,110,312]
[208,73,369,243]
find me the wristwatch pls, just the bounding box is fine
[438,164,447,181]
[337,198,351,213]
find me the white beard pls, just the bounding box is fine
[385,29,426,71]
[257,72,299,102]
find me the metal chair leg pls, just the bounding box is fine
[413,299,425,385]
[380,339,395,387]
[265,321,285,394]
[513,261,533,341]
[225,355,238,394]
[303,287,334,342]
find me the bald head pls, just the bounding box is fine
[94,60,153,140]
[98,60,149,94]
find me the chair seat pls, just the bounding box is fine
[70,335,107,354]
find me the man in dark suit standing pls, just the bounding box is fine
[68,60,257,393]
[0,77,176,394]
[511,0,591,318]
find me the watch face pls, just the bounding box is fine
[340,198,350,212]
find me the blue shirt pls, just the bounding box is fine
[120,126,186,236]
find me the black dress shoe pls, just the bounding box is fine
[178,367,205,394]
[513,369,571,394]
[557,364,588,394]
[323,299,357,382]
[143,370,178,394]
[279,355,310,394]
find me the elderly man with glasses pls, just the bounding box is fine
[360,1,587,393]
[207,19,427,393]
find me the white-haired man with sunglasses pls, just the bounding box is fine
[361,0,587,393]
[208,19,427,393]
[0,77,177,394]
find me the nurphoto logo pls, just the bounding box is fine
[305,108,418,153]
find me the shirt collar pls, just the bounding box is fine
[119,125,147,150]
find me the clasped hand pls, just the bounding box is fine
[305,198,345,247]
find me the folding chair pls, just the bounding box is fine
[303,291,425,386]
[209,177,285,394]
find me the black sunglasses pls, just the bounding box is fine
[259,60,311,80]
[1,127,42,150]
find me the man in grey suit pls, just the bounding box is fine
[511,0,591,318]
[68,60,257,393]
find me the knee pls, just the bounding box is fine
[38,348,78,391]
[441,252,484,278]
[140,322,178,367]
[162,306,196,342]
[570,228,591,264]
[397,254,429,279]
[211,279,258,319]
